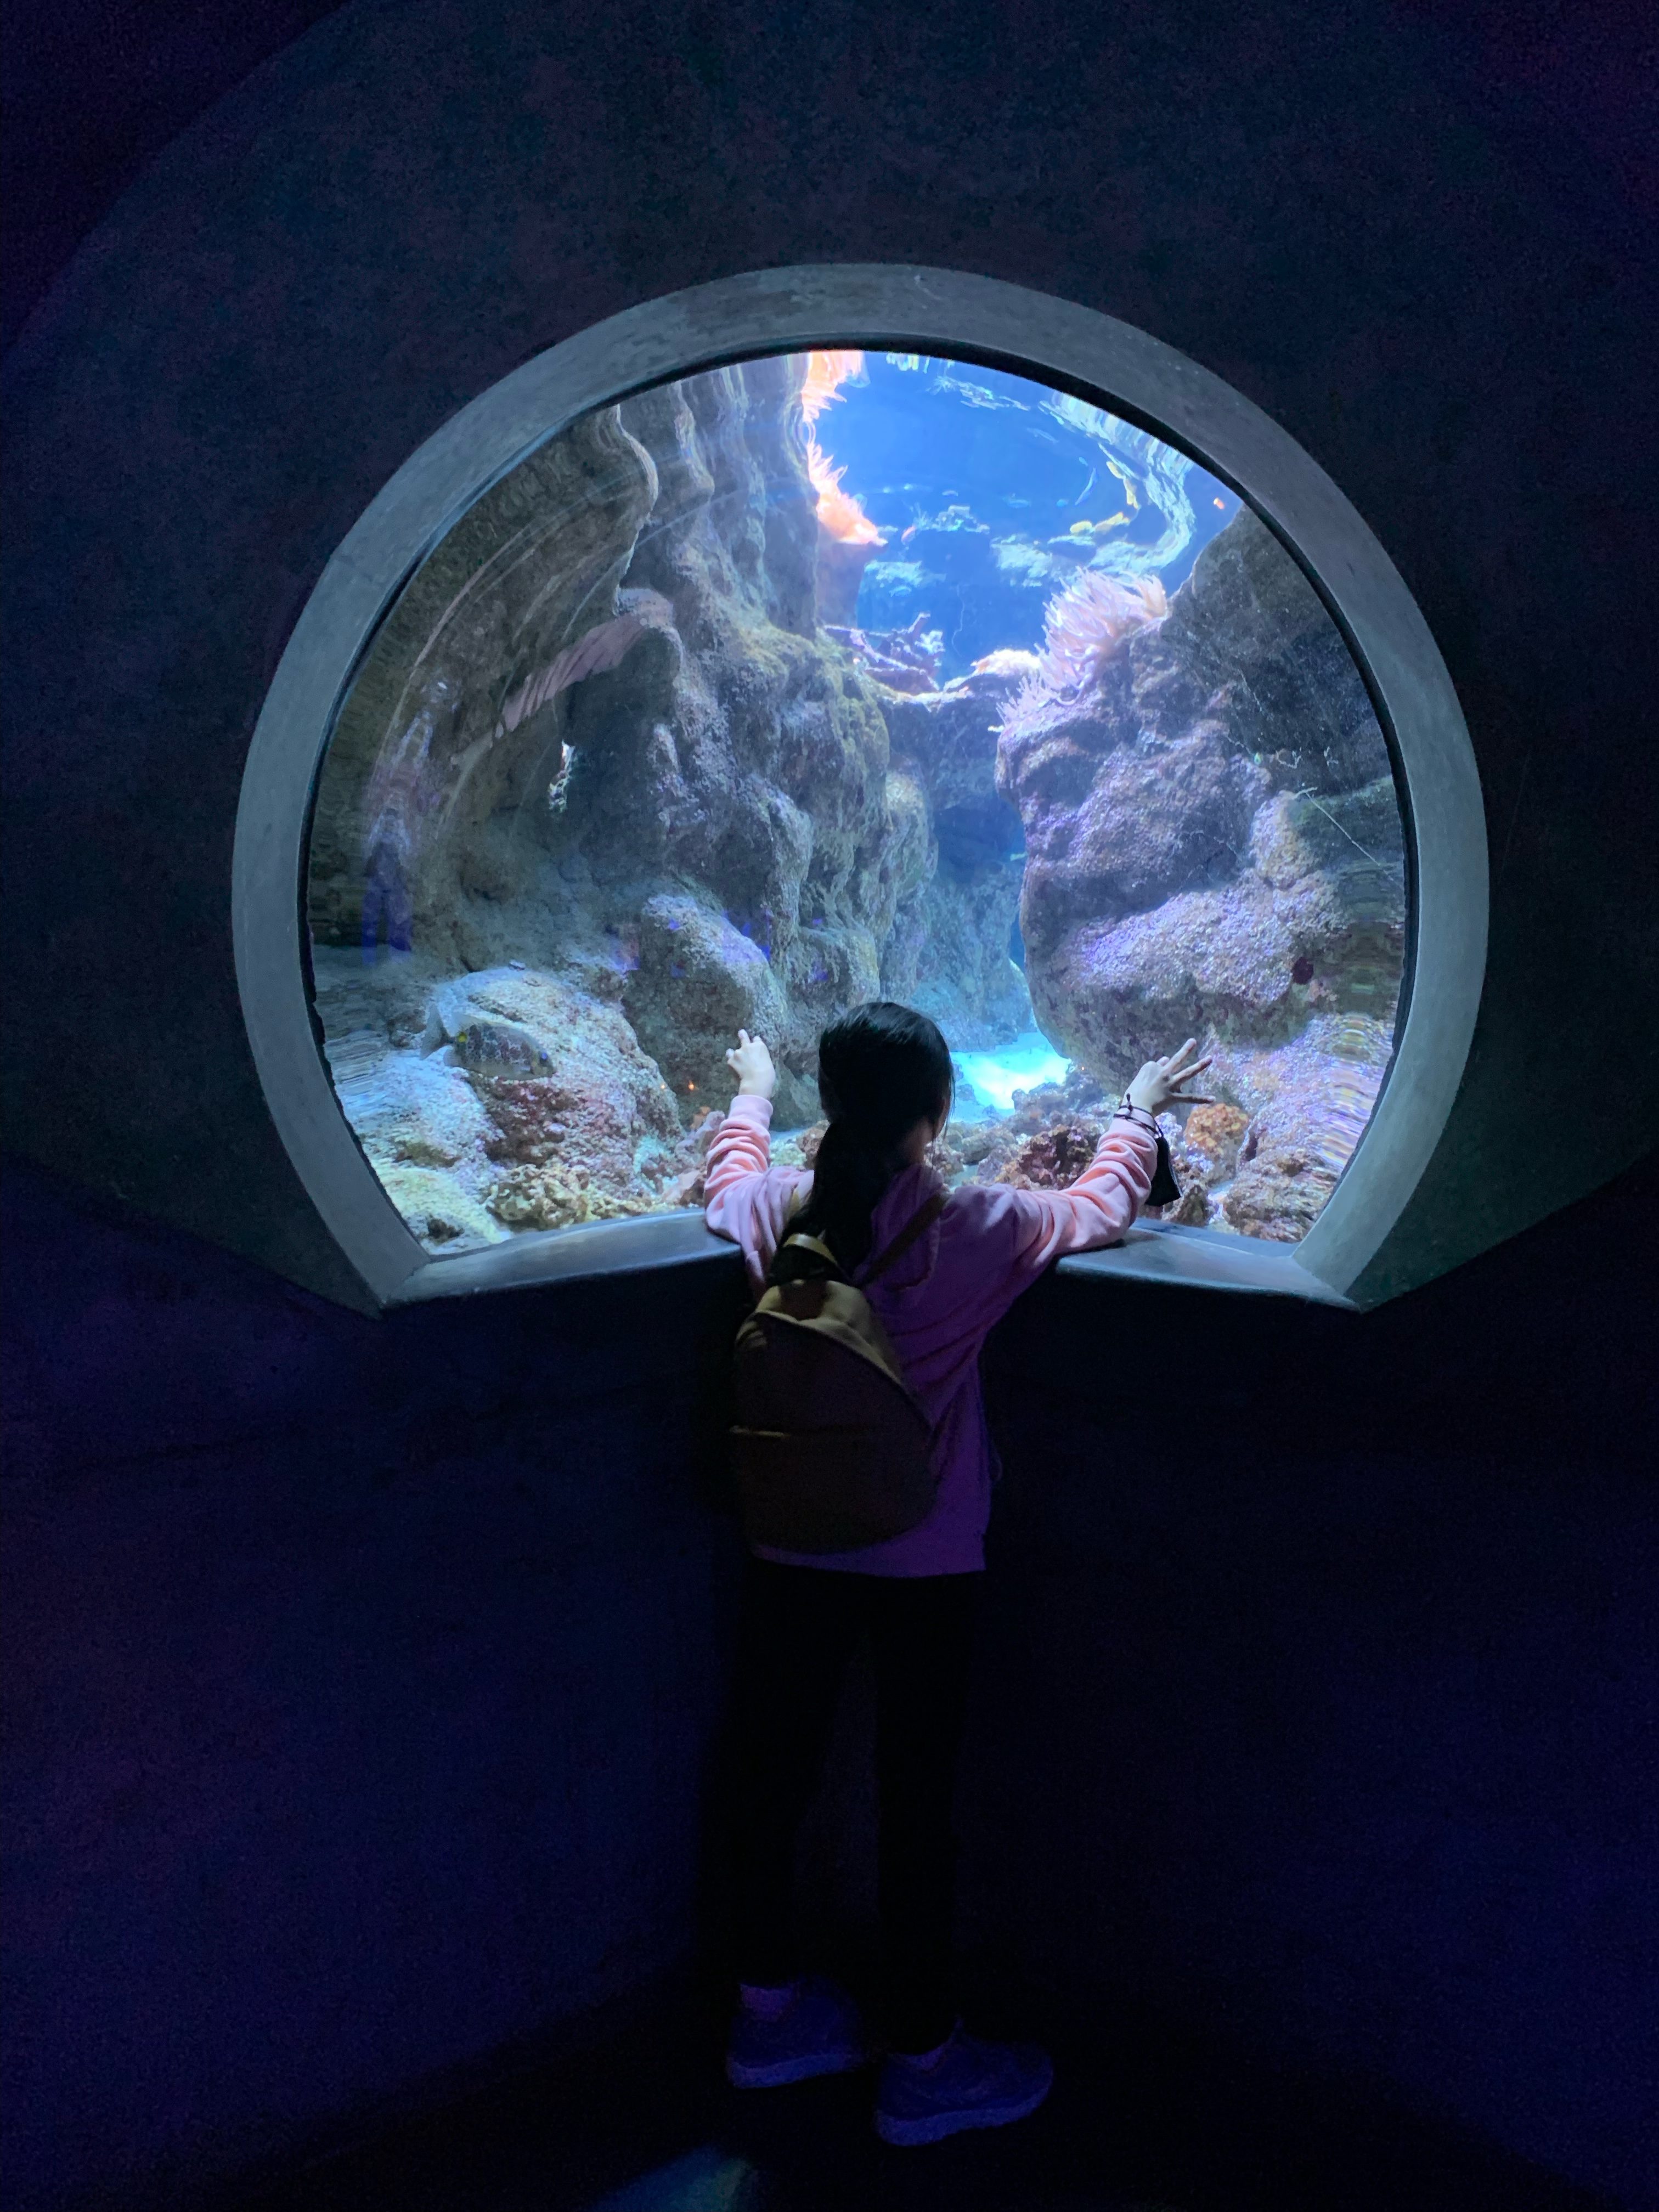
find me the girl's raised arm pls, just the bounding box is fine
[704,1034,809,1289]
[943,1039,1212,1326]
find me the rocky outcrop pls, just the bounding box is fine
[307,375,1404,1255]
[995,506,1404,1239]
[307,360,960,1244]
[879,676,1034,1048]
[312,954,714,1247]
[1035,774,1403,1072]
[307,404,662,964]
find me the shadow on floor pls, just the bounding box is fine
[228,1968,1620,2212]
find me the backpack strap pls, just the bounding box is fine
[780,1231,840,1271]
[860,1190,947,1286]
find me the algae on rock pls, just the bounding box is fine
[995,507,1403,1238]
[305,357,1406,1256]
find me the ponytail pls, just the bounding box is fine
[782,1001,953,1276]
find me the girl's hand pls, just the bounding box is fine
[1127,1037,1214,1116]
[725,1028,777,1102]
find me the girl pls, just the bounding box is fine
[706,1002,1210,2148]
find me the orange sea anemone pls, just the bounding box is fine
[805,431,884,548]
[798,348,864,424]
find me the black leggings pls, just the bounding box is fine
[729,1555,984,2055]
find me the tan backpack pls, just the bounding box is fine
[730,1193,948,1553]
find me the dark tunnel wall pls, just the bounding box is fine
[5,1154,1656,2208]
[0,0,1655,1304]
[3,1,1658,2207]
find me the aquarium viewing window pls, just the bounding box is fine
[235,268,1486,1310]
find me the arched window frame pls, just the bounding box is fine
[233,265,1486,1310]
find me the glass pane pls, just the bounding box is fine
[306,350,1404,1255]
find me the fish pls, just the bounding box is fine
[1104,456,1140,511]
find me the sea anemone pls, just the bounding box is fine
[997,571,1169,741]
[794,352,883,549]
[804,431,884,548]
[1035,570,1168,693]
[798,349,864,425]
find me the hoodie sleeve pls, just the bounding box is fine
[1000,1119,1158,1267]
[928,1120,1159,1343]
[703,1094,811,1293]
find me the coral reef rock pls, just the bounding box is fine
[307,373,1405,1255]
[995,1120,1106,1191]
[881,684,1034,1048]
[995,507,1403,1240]
[311,954,700,1248]
[1216,1015,1393,1241]
[310,358,940,1203]
[1151,1102,1253,1228]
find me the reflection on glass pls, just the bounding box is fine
[306,351,1405,1255]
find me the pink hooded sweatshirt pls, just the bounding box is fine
[704,1094,1159,1577]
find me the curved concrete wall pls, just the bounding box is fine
[7,1152,1656,2207]
[3,9,1656,2206]
[3,0,1654,1308]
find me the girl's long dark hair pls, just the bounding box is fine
[783,1001,953,1276]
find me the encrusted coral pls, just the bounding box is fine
[311,357,1403,1258]
[485,1163,658,1232]
[824,616,943,694]
[995,1120,1105,1190]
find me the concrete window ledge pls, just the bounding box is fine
[390,1210,1353,1307]
[1057,1221,1356,1305]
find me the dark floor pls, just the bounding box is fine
[227,1966,1622,2212]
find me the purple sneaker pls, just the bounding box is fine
[874,2023,1054,2146]
[725,1976,871,2088]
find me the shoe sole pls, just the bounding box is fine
[874,2073,1053,2146]
[726,2047,870,2089]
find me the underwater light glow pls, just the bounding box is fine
[304,341,1404,1255]
[953,1032,1073,1115]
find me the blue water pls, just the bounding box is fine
[819,353,1239,628]
[952,1030,1071,1115]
